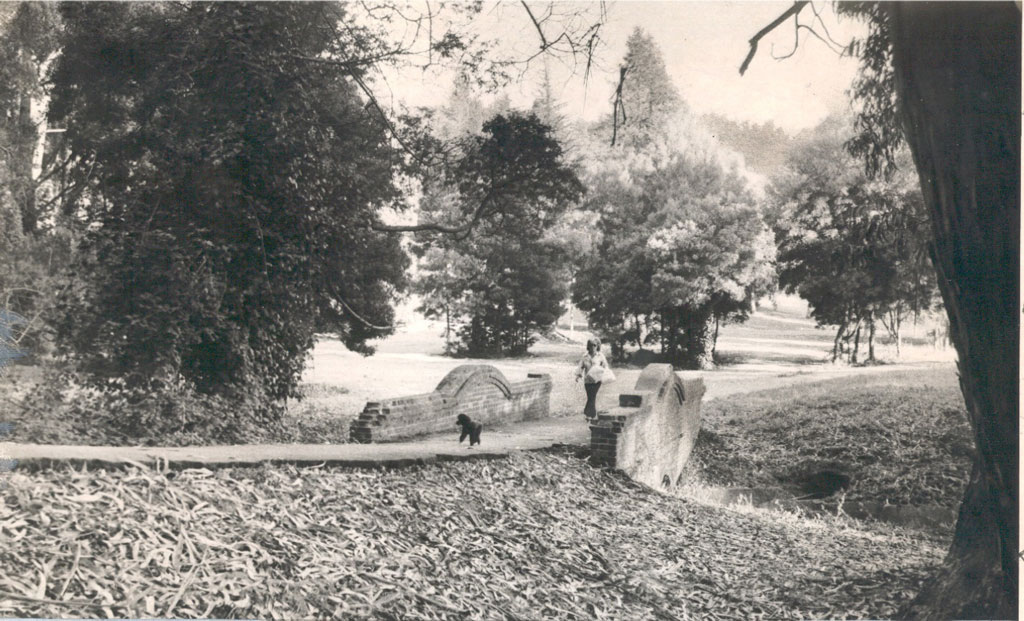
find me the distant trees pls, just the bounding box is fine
[700,114,792,176]
[0,3,69,360]
[771,116,938,363]
[573,29,775,369]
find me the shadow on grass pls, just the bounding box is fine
[713,350,826,367]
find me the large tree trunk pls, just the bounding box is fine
[889,3,1019,618]
[15,92,38,234]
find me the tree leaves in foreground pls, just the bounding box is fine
[0,453,945,619]
[48,2,409,428]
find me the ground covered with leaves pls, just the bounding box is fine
[692,365,972,507]
[1,451,944,619]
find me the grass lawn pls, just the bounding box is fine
[2,299,956,448]
[691,365,973,508]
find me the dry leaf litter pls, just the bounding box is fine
[0,451,944,619]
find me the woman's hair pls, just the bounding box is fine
[586,337,601,353]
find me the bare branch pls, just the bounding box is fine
[347,72,440,171]
[507,1,606,78]
[771,11,801,61]
[521,0,548,48]
[797,23,847,56]
[610,65,628,146]
[739,1,809,75]
[372,188,496,236]
[808,1,850,51]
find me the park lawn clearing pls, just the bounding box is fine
[692,365,973,509]
[0,451,943,620]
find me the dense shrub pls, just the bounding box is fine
[9,366,273,445]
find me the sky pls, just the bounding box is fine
[379,1,869,135]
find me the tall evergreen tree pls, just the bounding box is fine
[615,27,684,149]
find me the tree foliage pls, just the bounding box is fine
[772,115,937,363]
[0,1,61,234]
[49,3,410,420]
[836,2,903,180]
[413,109,583,356]
[0,2,69,361]
[574,29,774,368]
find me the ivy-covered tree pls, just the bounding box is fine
[414,112,583,357]
[49,3,409,421]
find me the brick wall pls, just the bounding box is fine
[350,364,551,442]
[590,363,704,489]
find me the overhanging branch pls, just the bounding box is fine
[338,297,393,330]
[371,187,496,237]
[739,1,809,75]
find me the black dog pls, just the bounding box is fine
[456,414,482,447]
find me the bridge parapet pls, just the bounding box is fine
[590,363,705,489]
[350,364,551,443]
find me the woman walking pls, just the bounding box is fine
[575,337,611,420]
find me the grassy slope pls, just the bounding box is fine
[1,453,943,620]
[692,366,973,507]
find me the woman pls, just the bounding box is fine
[575,337,611,420]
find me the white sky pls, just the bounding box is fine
[377,1,868,135]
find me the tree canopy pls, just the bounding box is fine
[772,115,937,363]
[49,2,410,416]
[574,29,774,368]
[413,105,584,356]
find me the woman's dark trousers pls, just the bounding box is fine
[584,381,602,418]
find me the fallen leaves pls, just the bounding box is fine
[694,366,972,509]
[1,451,943,619]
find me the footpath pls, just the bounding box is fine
[0,416,590,472]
